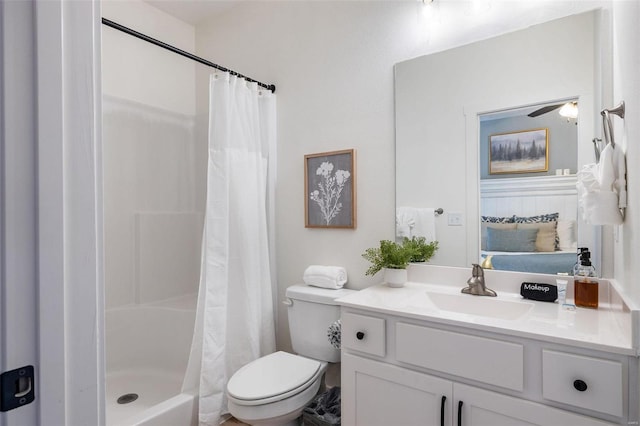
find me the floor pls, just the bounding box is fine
[222,417,249,425]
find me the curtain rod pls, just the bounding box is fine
[101,18,276,93]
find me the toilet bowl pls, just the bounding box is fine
[226,285,357,426]
[227,351,327,426]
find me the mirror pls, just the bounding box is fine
[395,10,603,275]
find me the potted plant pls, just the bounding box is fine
[362,240,417,287]
[402,236,439,263]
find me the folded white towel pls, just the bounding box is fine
[303,265,347,289]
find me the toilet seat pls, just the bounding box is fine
[227,351,324,406]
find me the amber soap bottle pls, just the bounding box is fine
[574,250,598,309]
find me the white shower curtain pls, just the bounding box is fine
[183,72,277,425]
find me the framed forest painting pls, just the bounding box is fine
[489,128,548,174]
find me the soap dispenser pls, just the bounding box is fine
[574,250,598,309]
[572,247,589,276]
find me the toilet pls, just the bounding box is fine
[227,284,357,426]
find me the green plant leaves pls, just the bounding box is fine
[402,237,439,263]
[362,238,439,276]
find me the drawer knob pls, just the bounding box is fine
[573,379,588,392]
[356,331,365,340]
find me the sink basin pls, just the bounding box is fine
[426,291,534,320]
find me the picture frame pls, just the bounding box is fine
[305,149,356,229]
[489,128,549,175]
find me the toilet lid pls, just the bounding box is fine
[227,351,321,401]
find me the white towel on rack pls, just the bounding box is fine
[577,163,599,193]
[396,207,436,242]
[598,144,616,191]
[582,191,623,225]
[599,143,627,209]
[413,207,436,241]
[303,265,347,289]
[395,208,415,238]
[577,143,626,225]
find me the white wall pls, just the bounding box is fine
[609,8,640,405]
[102,0,202,309]
[102,0,196,115]
[612,1,640,304]
[195,0,625,352]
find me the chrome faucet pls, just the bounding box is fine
[461,264,496,297]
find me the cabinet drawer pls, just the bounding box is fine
[542,349,623,417]
[341,312,385,357]
[396,322,524,391]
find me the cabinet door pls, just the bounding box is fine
[342,353,452,426]
[454,383,616,426]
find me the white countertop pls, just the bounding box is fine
[337,281,637,356]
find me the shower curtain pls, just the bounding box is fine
[183,72,277,425]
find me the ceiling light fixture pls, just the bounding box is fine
[559,102,579,119]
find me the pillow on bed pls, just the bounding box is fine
[481,223,517,250]
[557,220,577,251]
[513,212,559,223]
[516,221,557,252]
[486,227,538,252]
[481,215,515,224]
[514,213,560,249]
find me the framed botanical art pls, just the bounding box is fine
[305,149,356,229]
[489,128,549,174]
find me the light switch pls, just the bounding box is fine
[447,212,463,226]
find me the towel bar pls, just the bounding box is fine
[598,101,626,220]
[600,101,625,148]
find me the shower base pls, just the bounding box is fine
[106,369,189,426]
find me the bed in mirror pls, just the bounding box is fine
[478,101,579,274]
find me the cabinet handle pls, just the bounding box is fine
[440,396,446,426]
[573,379,588,392]
[356,331,365,340]
[457,400,463,426]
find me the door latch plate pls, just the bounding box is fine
[1,365,35,412]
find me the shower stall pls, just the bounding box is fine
[102,96,202,426]
[101,7,205,425]
[102,4,277,423]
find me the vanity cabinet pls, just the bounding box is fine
[342,353,613,426]
[341,309,628,426]
[342,353,452,426]
[453,383,614,426]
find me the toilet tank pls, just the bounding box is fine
[285,285,357,363]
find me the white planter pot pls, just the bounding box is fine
[384,268,407,288]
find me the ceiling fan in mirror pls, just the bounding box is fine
[528,101,579,119]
